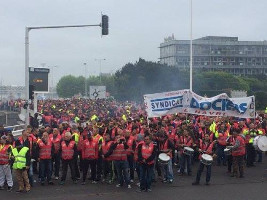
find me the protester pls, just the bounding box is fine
[60,132,77,185]
[36,132,54,185]
[137,135,156,192]
[0,135,13,191]
[12,140,31,193]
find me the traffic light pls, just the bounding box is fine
[101,15,109,35]
[29,84,35,100]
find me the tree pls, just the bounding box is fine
[57,75,85,98]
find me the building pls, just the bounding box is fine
[159,36,267,75]
[0,85,58,100]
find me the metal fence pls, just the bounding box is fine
[0,111,21,126]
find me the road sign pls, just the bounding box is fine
[29,67,50,92]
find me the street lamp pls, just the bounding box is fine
[84,63,88,98]
[95,58,106,83]
[189,0,193,92]
[48,65,59,99]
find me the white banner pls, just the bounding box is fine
[144,89,255,118]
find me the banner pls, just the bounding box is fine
[144,89,255,118]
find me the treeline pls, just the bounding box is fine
[56,58,267,109]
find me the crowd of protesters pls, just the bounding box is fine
[0,99,26,112]
[0,98,266,193]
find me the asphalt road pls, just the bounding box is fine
[1,156,267,200]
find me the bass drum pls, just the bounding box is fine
[183,147,194,156]
[200,154,213,165]
[224,148,231,156]
[253,136,261,151]
[254,136,267,152]
[158,153,170,165]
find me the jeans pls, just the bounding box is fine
[103,160,113,182]
[28,162,33,187]
[196,162,211,183]
[73,155,80,179]
[135,162,141,182]
[162,159,173,181]
[96,156,103,180]
[114,160,130,186]
[40,159,52,182]
[233,155,244,177]
[246,143,256,166]
[227,155,233,172]
[180,154,192,174]
[82,159,96,182]
[256,151,262,162]
[61,159,76,182]
[52,153,61,177]
[140,164,154,190]
[127,154,135,180]
[216,144,226,165]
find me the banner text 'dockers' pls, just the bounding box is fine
[190,98,247,113]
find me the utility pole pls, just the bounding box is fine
[95,58,106,83]
[84,63,87,98]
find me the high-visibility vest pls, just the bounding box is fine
[0,144,11,165]
[112,143,127,161]
[126,136,135,155]
[12,147,29,169]
[265,107,267,114]
[49,134,61,153]
[199,140,214,155]
[217,132,229,146]
[72,132,80,145]
[93,134,103,143]
[38,140,52,160]
[141,142,154,165]
[166,128,176,141]
[248,129,260,143]
[134,141,144,162]
[61,141,75,160]
[74,116,80,123]
[209,122,216,133]
[232,136,246,156]
[91,114,98,121]
[160,139,173,158]
[82,139,98,159]
[18,136,33,154]
[102,141,114,161]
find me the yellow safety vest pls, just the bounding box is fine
[72,133,80,145]
[12,147,29,169]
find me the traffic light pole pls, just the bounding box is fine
[25,23,102,125]
[25,28,30,126]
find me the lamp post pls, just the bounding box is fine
[95,58,106,83]
[24,23,102,125]
[47,65,58,99]
[189,0,193,92]
[84,63,87,98]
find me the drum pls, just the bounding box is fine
[254,136,267,152]
[253,136,260,150]
[224,148,231,156]
[200,154,213,165]
[183,147,194,156]
[158,153,170,165]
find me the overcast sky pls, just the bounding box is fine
[0,0,266,86]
